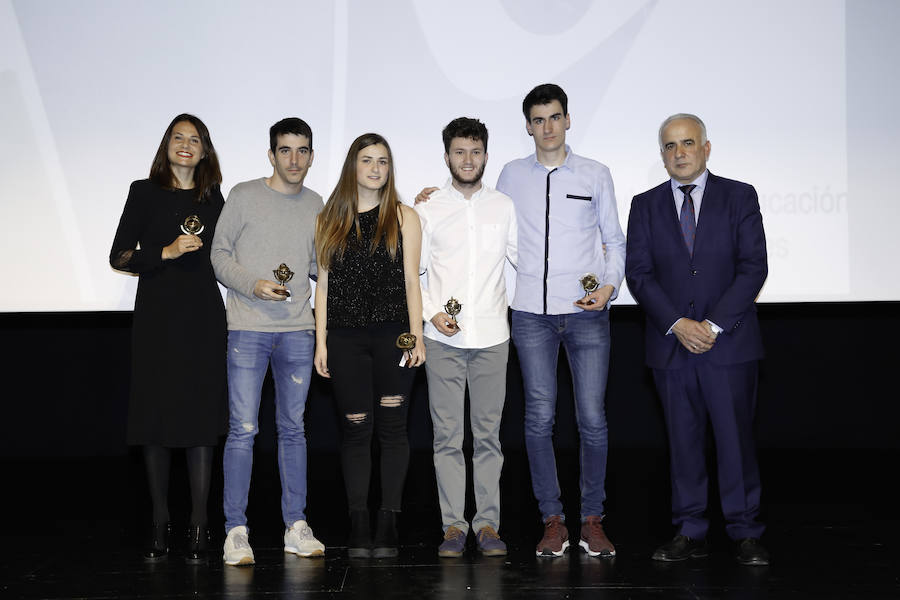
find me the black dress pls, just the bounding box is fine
[110,179,227,446]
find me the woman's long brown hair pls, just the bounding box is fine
[316,133,402,270]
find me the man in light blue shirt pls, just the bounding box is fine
[497,83,625,558]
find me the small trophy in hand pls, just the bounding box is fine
[272,263,294,299]
[577,273,600,306]
[181,214,204,235]
[444,297,462,330]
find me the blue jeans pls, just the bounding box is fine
[511,309,611,522]
[223,329,314,532]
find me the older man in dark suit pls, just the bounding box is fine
[625,114,769,566]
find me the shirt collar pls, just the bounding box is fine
[443,177,485,201]
[531,145,573,171]
[670,169,709,194]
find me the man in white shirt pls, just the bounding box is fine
[416,117,517,558]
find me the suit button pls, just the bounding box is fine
[691,269,697,276]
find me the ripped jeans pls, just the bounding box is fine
[326,322,416,511]
[223,329,314,532]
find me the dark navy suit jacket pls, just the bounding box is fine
[625,172,768,370]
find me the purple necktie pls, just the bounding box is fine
[679,184,697,255]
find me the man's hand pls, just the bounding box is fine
[574,284,614,311]
[414,187,439,205]
[430,312,461,336]
[672,318,717,354]
[162,234,202,260]
[253,279,289,301]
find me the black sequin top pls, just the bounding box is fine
[326,204,408,329]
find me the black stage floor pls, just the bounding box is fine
[2,449,898,599]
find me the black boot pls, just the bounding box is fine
[348,510,372,558]
[143,522,172,561]
[372,509,399,558]
[185,524,209,564]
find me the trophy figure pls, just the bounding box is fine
[181,214,204,236]
[444,297,462,330]
[396,332,417,365]
[272,263,294,298]
[578,273,600,305]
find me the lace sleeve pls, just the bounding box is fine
[110,248,135,271]
[110,181,163,274]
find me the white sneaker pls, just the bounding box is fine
[284,520,325,557]
[223,525,255,566]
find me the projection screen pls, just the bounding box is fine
[1,0,898,311]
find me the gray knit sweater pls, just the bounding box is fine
[211,178,322,332]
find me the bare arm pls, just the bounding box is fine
[313,266,330,377]
[400,205,425,367]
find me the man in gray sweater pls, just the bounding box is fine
[212,117,324,565]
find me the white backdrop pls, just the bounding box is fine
[1,0,898,311]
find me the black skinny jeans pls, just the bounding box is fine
[327,322,416,511]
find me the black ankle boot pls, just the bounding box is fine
[348,510,372,558]
[185,524,209,564]
[144,522,172,561]
[372,509,399,558]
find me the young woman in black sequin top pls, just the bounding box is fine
[314,133,424,558]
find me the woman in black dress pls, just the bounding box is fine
[110,114,226,563]
[314,133,424,558]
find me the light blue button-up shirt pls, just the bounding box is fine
[496,146,626,315]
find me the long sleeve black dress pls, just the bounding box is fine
[110,179,227,446]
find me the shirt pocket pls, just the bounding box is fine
[565,193,592,202]
[478,223,506,254]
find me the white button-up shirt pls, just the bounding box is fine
[416,179,517,349]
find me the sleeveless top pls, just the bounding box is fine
[326,203,408,329]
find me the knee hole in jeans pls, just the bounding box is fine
[345,412,369,425]
[379,395,405,408]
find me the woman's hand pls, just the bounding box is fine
[406,339,426,368]
[314,344,330,378]
[162,234,202,260]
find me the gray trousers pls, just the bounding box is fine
[424,337,509,534]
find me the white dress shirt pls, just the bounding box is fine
[416,179,517,349]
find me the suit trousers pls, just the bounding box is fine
[653,359,765,540]
[424,337,508,534]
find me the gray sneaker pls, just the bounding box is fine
[223,526,255,566]
[284,520,325,557]
[438,526,467,557]
[475,526,507,556]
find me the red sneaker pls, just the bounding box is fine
[579,516,616,557]
[536,515,570,557]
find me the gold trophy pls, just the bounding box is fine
[578,273,600,305]
[181,214,204,235]
[444,297,462,330]
[396,332,417,365]
[272,263,294,297]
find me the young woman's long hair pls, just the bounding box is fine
[149,113,222,203]
[316,133,402,270]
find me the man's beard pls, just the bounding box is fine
[450,162,486,186]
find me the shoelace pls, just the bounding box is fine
[233,534,251,549]
[293,524,313,539]
[545,519,564,539]
[479,527,500,541]
[586,520,605,538]
[446,527,465,540]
